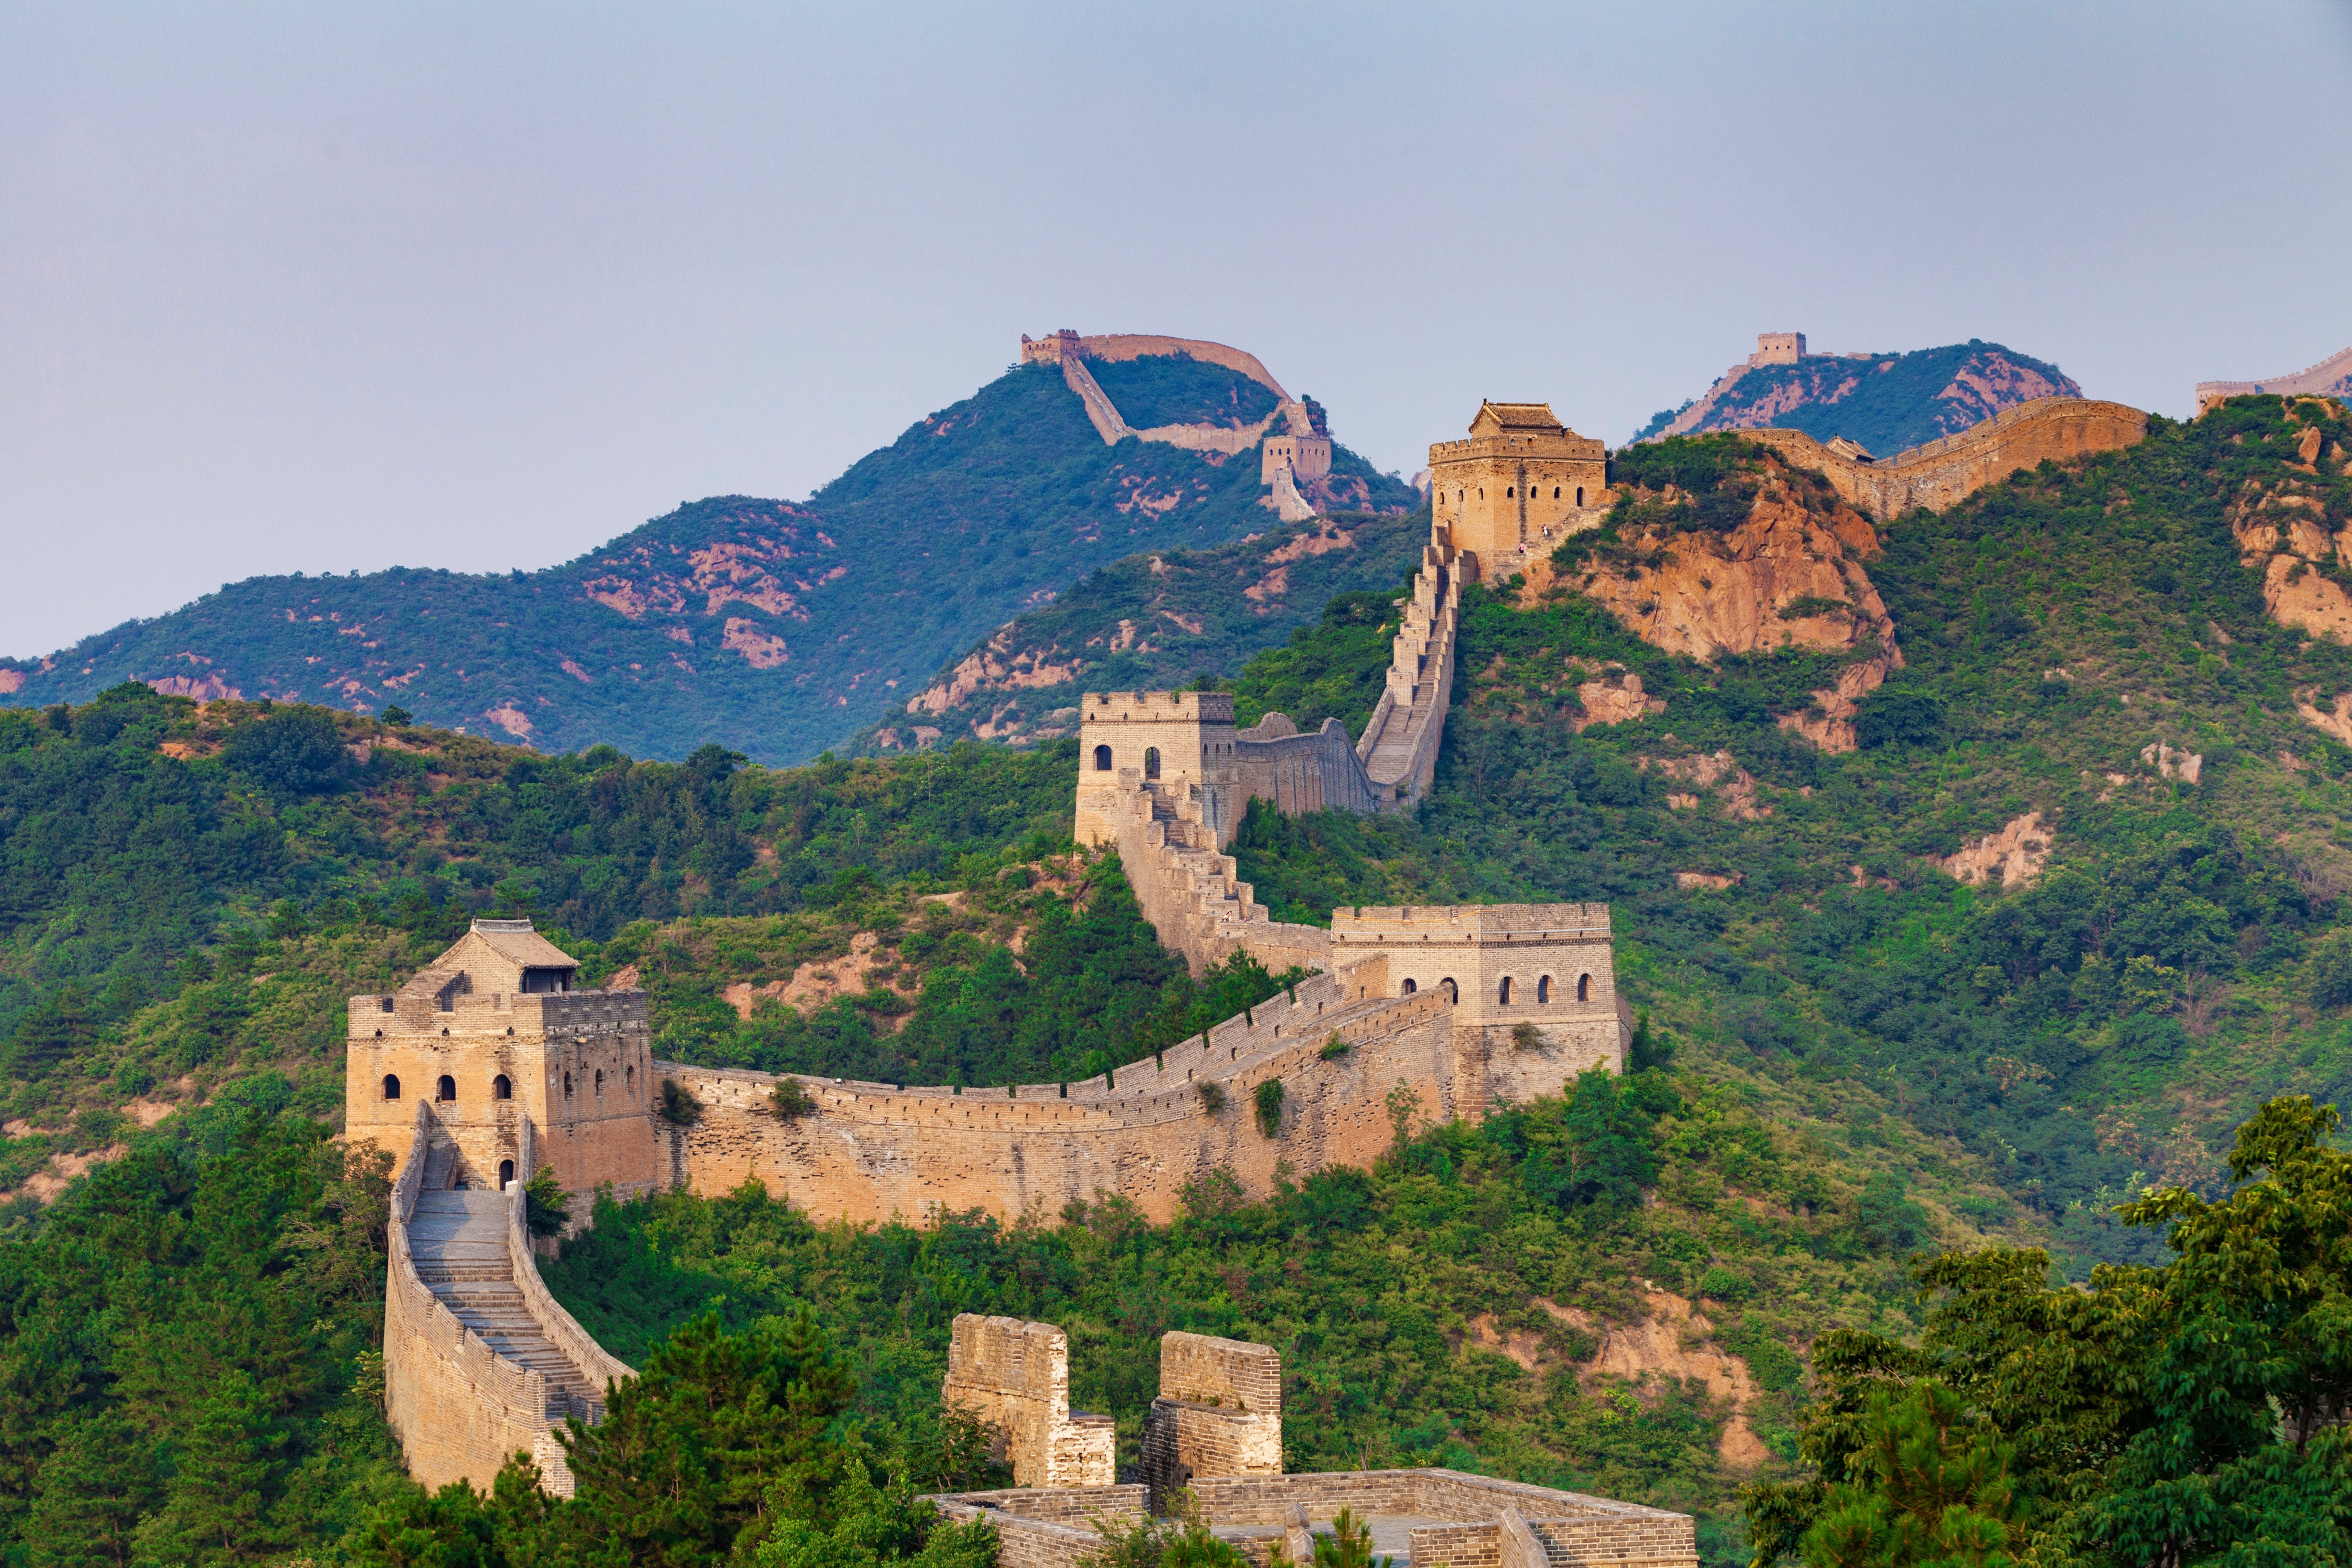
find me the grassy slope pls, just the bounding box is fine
[1632,341,2082,453]
[0,363,1364,765]
[849,508,1427,754]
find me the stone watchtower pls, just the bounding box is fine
[345,920,661,1205]
[1075,690,1243,849]
[1427,401,1608,584]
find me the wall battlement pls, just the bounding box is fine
[2196,346,2352,415]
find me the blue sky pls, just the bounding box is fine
[5,2,2349,656]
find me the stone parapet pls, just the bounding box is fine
[1729,397,2148,520]
[1140,1331,1284,1511]
[921,1486,1148,1568]
[942,1315,1115,1488]
[2197,346,2352,415]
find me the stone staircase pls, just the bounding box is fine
[407,1191,605,1423]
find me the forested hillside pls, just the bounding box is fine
[1634,340,2081,454]
[0,360,1411,766]
[852,508,1427,754]
[2,396,2350,1563]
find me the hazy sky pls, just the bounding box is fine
[6,3,2349,658]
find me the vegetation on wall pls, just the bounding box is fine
[1084,352,1281,430]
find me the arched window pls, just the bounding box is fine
[1478,488,1485,500]
[383,1074,401,1100]
[627,1064,635,1091]
[1577,974,1592,1002]
[437,1075,455,1102]
[1553,486,1561,499]
[493,1074,512,1100]
[1144,747,1161,780]
[594,1069,605,1096]
[1440,977,1458,1003]
[563,1072,573,1098]
[1499,976,1513,1005]
[1400,978,1417,995]
[1576,486,1585,506]
[1505,486,1513,497]
[498,1159,515,1189]
[1094,744,1113,771]
[1538,975,1552,1003]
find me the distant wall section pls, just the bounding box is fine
[1733,397,2148,520]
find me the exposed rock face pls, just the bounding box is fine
[1560,464,1901,753]
[2230,473,2352,643]
[1639,751,1768,820]
[2296,689,2352,746]
[1938,811,2053,888]
[1573,671,1666,731]
[2141,741,2202,784]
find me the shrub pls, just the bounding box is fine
[1254,1078,1285,1138]
[1697,1264,1751,1301]
[770,1079,817,1119]
[2309,930,2352,1007]
[524,1165,570,1237]
[1196,1081,1227,1114]
[221,706,350,796]
[1319,1033,1351,1060]
[1511,1021,1543,1052]
[1855,686,1944,750]
[659,1077,703,1126]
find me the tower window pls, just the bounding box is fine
[594,1069,605,1096]
[1553,486,1561,499]
[1499,976,1513,1005]
[437,1075,455,1102]
[1400,978,1416,995]
[1538,975,1552,1003]
[1440,978,1458,1003]
[1577,974,1592,1002]
[563,1072,573,1098]
[1144,747,1161,780]
[1576,486,1584,506]
[380,997,394,1013]
[1094,744,1113,771]
[498,1159,515,1189]
[493,1074,512,1100]
[383,1074,401,1100]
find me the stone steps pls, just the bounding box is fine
[408,1190,605,1423]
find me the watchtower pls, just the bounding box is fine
[1328,902,1621,1064]
[1752,331,1808,366]
[1075,690,1241,848]
[346,920,659,1207]
[1427,402,1608,584]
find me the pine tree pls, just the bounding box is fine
[26,1408,163,1567]
[136,1369,284,1565]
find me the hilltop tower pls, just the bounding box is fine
[1074,689,1242,849]
[1427,401,1609,583]
[345,920,660,1203]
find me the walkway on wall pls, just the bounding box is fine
[409,1191,607,1423]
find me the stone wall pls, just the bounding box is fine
[381,1102,566,1493]
[2197,346,2352,415]
[652,975,1477,1223]
[1232,713,1386,817]
[1731,397,2148,520]
[921,1487,1148,1568]
[1354,541,1461,807]
[1140,1332,1283,1510]
[942,1315,1115,1488]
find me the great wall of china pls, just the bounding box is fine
[354,376,2186,1516]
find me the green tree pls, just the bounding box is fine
[546,1310,856,1563]
[136,1368,284,1565]
[25,1408,163,1568]
[1799,1384,2014,1568]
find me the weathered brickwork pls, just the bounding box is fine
[1428,401,1611,588]
[2196,345,2352,415]
[345,920,658,1208]
[1140,1332,1284,1510]
[1729,397,2148,520]
[941,1315,1115,1488]
[379,1099,631,1496]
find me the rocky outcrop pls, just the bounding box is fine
[1938,811,2053,888]
[2230,458,2352,643]
[1573,671,1666,731]
[1557,464,1900,753]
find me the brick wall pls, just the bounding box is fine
[941,1315,1114,1487]
[1731,398,2148,520]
